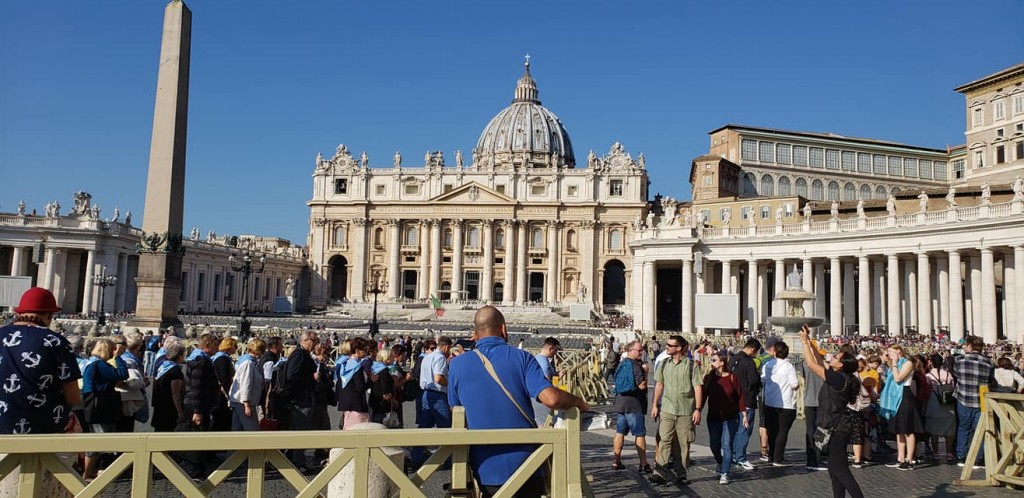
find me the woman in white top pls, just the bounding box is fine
[760,341,799,466]
[994,357,1024,393]
[229,339,267,431]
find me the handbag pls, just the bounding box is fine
[812,425,833,453]
[82,364,122,425]
[259,418,279,431]
[382,411,402,429]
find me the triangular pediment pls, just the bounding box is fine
[429,182,515,204]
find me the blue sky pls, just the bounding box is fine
[2,0,1021,244]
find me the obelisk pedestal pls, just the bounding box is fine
[128,0,191,335]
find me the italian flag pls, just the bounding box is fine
[430,294,445,317]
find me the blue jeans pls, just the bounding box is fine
[732,408,755,464]
[411,390,452,465]
[955,401,982,461]
[708,417,739,475]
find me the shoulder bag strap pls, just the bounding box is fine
[474,350,537,428]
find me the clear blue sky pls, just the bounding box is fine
[2,1,1021,244]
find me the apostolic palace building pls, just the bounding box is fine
[1,60,1023,343]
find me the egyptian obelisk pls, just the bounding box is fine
[129,0,191,334]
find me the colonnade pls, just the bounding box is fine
[637,244,1024,343]
[3,244,137,315]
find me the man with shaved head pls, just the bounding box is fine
[449,306,590,497]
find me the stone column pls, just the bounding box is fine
[759,265,769,325]
[642,261,655,331]
[82,250,96,314]
[802,258,814,318]
[980,247,997,344]
[969,255,982,336]
[917,252,931,336]
[858,256,871,336]
[1004,254,1015,338]
[418,221,429,300]
[481,220,494,302]
[774,259,785,316]
[10,247,24,277]
[906,262,918,331]
[429,220,442,298]
[503,221,516,305]
[830,257,842,336]
[451,219,464,298]
[937,257,950,332]
[682,258,694,334]
[546,221,560,303]
[814,263,826,323]
[516,222,528,304]
[843,261,855,333]
[872,260,885,327]
[948,250,964,342]
[388,220,401,299]
[1016,246,1024,343]
[43,247,57,291]
[129,0,191,333]
[579,221,596,304]
[747,260,758,331]
[721,260,732,294]
[116,253,130,312]
[351,220,368,302]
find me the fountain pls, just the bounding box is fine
[768,265,824,357]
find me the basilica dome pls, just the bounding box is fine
[474,59,576,168]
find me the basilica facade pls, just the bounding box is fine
[306,60,649,310]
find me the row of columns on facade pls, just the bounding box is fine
[343,218,599,305]
[7,245,133,314]
[638,245,1024,344]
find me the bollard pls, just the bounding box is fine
[328,423,404,498]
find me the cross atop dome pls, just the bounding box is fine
[513,56,539,104]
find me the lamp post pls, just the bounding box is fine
[229,251,265,339]
[365,272,388,338]
[92,266,117,327]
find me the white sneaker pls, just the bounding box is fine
[736,460,755,471]
[719,473,730,485]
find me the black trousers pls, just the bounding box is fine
[764,406,796,463]
[480,475,545,498]
[827,430,864,498]
[804,406,820,466]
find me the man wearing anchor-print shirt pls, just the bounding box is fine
[0,288,82,434]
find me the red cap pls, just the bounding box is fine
[14,287,62,314]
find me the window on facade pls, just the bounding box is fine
[825,149,840,170]
[530,228,543,248]
[873,155,886,175]
[567,185,578,197]
[919,160,933,179]
[827,181,840,201]
[997,128,1005,137]
[952,159,965,179]
[334,179,348,194]
[197,273,205,301]
[443,228,453,248]
[610,180,624,197]
[375,184,386,196]
[374,227,384,248]
[809,147,824,168]
[700,209,711,223]
[795,177,808,198]
[778,176,792,196]
[495,229,505,249]
[225,274,234,300]
[531,184,546,196]
[759,141,775,163]
[760,175,775,196]
[856,153,871,173]
[468,227,481,247]
[974,150,984,168]
[932,162,946,180]
[565,229,577,252]
[741,206,752,219]
[334,226,347,247]
[995,100,1005,120]
[811,179,824,200]
[405,183,419,195]
[760,205,770,219]
[213,274,221,301]
[702,173,713,186]
[741,139,758,161]
[859,184,871,200]
[904,158,918,177]
[793,146,808,166]
[888,156,902,176]
[1016,141,1024,161]
[777,144,792,164]
[973,107,983,127]
[609,230,623,251]
[843,183,856,201]
[996,145,1006,163]
[841,151,855,171]
[496,185,506,194]
[405,226,418,246]
[1014,94,1024,115]
[784,204,794,217]
[875,185,887,199]
[743,173,757,195]
[443,184,453,194]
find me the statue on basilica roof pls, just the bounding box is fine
[886,194,896,215]
[360,151,369,169]
[394,151,402,168]
[856,199,865,219]
[1013,175,1024,201]
[946,187,958,208]
[830,201,839,220]
[455,149,464,168]
[918,190,929,213]
[637,153,645,169]
[980,182,991,205]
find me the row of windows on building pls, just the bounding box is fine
[743,173,902,201]
[331,224,627,253]
[333,178,626,198]
[972,93,1024,127]
[178,272,284,303]
[971,138,1024,169]
[695,204,798,224]
[740,139,948,181]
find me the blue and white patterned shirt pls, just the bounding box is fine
[0,324,82,434]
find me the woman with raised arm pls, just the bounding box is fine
[800,325,864,498]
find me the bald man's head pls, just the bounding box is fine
[473,306,506,338]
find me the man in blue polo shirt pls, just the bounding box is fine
[450,306,589,498]
[412,335,452,467]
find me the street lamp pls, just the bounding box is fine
[229,251,265,339]
[92,266,117,327]
[365,271,388,338]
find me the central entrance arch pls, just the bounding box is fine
[328,255,348,301]
[602,260,626,306]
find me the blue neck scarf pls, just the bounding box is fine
[371,360,388,375]
[122,351,142,369]
[210,351,228,362]
[235,353,255,367]
[186,349,208,362]
[155,359,178,380]
[336,357,367,388]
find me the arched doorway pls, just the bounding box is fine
[493,283,504,303]
[329,255,348,301]
[603,260,626,305]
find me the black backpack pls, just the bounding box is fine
[270,360,292,401]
